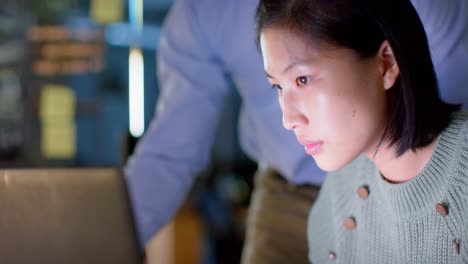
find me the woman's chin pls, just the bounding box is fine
[314,156,349,172]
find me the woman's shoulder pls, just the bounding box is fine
[451,111,468,179]
[458,111,468,155]
[441,111,468,205]
[442,111,468,169]
[459,111,468,141]
[441,112,468,251]
[449,110,468,132]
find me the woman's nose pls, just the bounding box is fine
[280,91,307,131]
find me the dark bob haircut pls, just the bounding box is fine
[256,0,461,156]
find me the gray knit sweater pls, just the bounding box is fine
[308,112,468,264]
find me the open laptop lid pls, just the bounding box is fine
[0,169,143,264]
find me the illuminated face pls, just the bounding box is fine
[260,27,397,171]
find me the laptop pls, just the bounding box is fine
[0,169,143,264]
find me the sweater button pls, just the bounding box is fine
[453,240,460,255]
[357,185,369,199]
[344,217,357,230]
[328,251,337,260]
[435,203,449,217]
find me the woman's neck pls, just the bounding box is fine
[365,137,439,183]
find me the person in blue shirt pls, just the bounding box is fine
[124,0,468,263]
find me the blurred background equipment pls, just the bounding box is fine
[0,0,256,263]
[0,1,27,165]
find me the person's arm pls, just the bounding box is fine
[124,0,230,247]
[411,0,468,107]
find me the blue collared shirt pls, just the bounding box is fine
[125,0,468,246]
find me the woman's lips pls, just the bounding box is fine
[299,140,324,156]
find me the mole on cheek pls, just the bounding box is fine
[352,110,356,117]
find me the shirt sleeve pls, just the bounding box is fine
[411,0,468,107]
[124,0,230,247]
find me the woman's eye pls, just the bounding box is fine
[296,76,310,86]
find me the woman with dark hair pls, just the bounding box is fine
[256,0,467,262]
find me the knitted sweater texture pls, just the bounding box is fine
[308,112,468,264]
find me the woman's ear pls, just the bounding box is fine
[379,40,400,90]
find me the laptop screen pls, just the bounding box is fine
[0,169,143,264]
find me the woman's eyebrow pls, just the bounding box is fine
[282,61,299,74]
[265,61,299,79]
[265,59,313,79]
